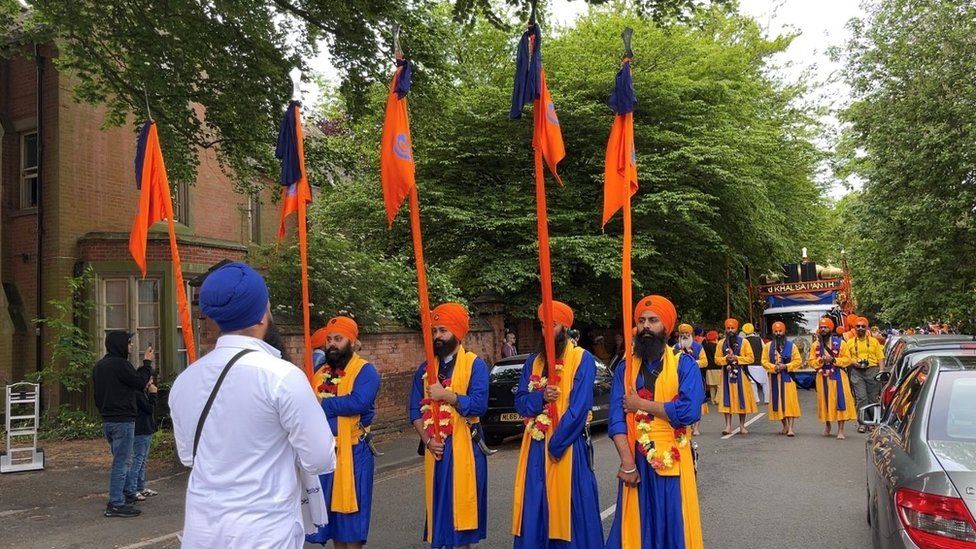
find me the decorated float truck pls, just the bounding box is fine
[756,250,856,388]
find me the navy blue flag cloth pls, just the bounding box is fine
[394,58,412,99]
[133,121,152,189]
[608,60,636,115]
[510,23,543,119]
[276,100,302,187]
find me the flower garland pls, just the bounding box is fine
[420,376,454,440]
[727,364,740,383]
[633,389,686,471]
[316,366,346,398]
[524,359,564,441]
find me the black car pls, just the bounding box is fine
[878,334,976,408]
[481,353,614,445]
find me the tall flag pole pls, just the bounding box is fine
[129,120,197,365]
[602,28,640,548]
[275,72,315,383]
[511,11,566,426]
[380,26,442,444]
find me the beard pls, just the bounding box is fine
[677,335,693,350]
[537,329,569,363]
[856,329,867,338]
[325,342,353,368]
[634,328,667,364]
[433,335,460,361]
[263,317,290,363]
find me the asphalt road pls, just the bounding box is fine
[0,389,872,548]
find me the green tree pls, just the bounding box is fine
[837,0,976,327]
[269,6,829,328]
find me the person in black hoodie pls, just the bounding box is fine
[124,369,158,501]
[92,331,152,518]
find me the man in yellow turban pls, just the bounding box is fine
[512,300,603,548]
[307,316,381,548]
[605,295,705,549]
[714,318,757,435]
[408,303,489,548]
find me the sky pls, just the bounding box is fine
[306,0,868,197]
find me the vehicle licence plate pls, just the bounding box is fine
[500,413,522,422]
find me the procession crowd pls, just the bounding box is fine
[91,262,892,549]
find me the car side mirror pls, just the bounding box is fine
[859,403,883,426]
[874,371,891,384]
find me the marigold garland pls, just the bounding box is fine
[524,359,564,441]
[316,366,346,398]
[420,376,454,440]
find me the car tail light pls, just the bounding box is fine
[895,487,976,548]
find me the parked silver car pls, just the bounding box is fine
[860,354,976,548]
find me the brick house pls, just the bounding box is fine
[0,45,279,409]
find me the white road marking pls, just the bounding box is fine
[601,504,617,522]
[721,412,766,440]
[119,531,181,548]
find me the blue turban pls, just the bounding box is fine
[200,262,269,332]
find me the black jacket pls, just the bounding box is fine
[135,390,157,436]
[744,334,764,366]
[92,332,152,422]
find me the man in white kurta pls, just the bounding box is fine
[170,262,335,548]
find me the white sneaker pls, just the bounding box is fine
[141,489,159,497]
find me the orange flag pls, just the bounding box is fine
[381,60,416,226]
[603,59,638,226]
[533,69,565,185]
[128,121,196,364]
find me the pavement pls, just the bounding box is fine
[0,388,873,548]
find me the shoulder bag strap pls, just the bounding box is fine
[192,349,254,461]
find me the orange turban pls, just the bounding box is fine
[857,316,869,328]
[706,330,719,342]
[325,316,359,342]
[537,300,574,329]
[724,318,739,332]
[311,327,329,349]
[836,326,847,335]
[819,317,835,331]
[432,302,470,340]
[633,295,677,335]
[771,321,786,333]
[845,315,858,329]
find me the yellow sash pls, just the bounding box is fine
[621,350,704,549]
[329,354,367,513]
[424,347,480,541]
[511,343,584,541]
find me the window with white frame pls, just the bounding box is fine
[20,132,38,209]
[100,276,161,372]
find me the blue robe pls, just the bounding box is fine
[605,354,704,549]
[408,354,490,549]
[307,361,381,545]
[513,351,604,549]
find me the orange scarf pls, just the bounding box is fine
[423,347,480,541]
[511,343,584,541]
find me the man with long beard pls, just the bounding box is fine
[606,295,705,549]
[714,318,756,436]
[760,322,801,437]
[673,323,708,435]
[408,303,489,549]
[807,317,856,439]
[512,300,603,549]
[306,316,381,549]
[170,262,335,548]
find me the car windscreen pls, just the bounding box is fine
[490,363,523,383]
[929,369,976,442]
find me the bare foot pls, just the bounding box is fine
[837,433,846,440]
[739,428,749,435]
[692,429,701,436]
[787,431,795,437]
[823,427,831,437]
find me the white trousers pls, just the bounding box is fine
[747,365,769,403]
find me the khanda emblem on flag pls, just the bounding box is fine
[394,133,413,162]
